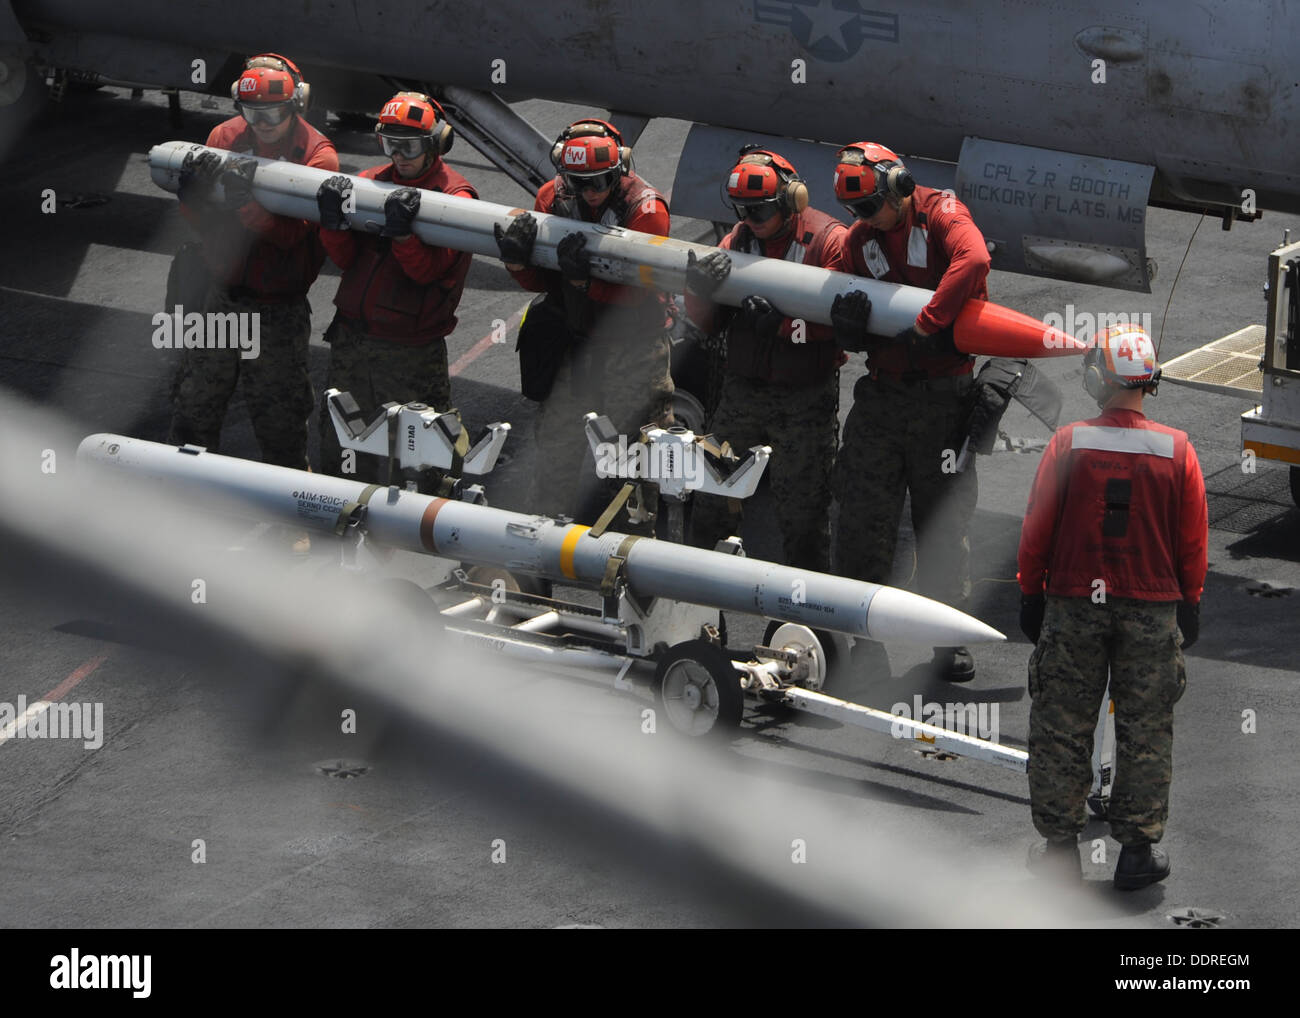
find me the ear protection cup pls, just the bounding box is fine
[413,93,454,154]
[1083,351,1109,404]
[550,120,631,172]
[786,177,809,214]
[835,142,914,202]
[419,94,454,155]
[234,53,310,111]
[882,163,915,199]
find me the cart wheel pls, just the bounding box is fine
[762,620,840,691]
[670,389,708,437]
[462,564,552,599]
[654,639,743,737]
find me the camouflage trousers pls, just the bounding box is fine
[318,316,452,491]
[833,375,977,607]
[533,328,674,526]
[1028,595,1186,846]
[690,372,839,572]
[167,288,313,469]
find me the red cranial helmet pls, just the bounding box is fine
[551,119,630,193]
[376,92,454,156]
[725,146,807,222]
[834,141,914,219]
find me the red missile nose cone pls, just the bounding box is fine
[953,301,1092,358]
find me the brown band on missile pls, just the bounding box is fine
[507,208,526,216]
[419,498,450,553]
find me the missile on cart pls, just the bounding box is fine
[78,434,1005,647]
[150,141,1087,359]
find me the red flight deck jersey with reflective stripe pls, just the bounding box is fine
[507,173,669,308]
[843,185,989,376]
[1017,407,1208,603]
[685,207,849,384]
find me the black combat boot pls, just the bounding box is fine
[1113,843,1171,890]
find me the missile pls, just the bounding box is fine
[77,434,1005,647]
[150,141,1087,359]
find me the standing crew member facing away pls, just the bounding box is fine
[169,53,338,473]
[493,118,674,527]
[829,141,989,682]
[315,92,477,491]
[684,147,849,571]
[1018,324,1207,889]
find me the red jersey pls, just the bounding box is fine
[686,207,849,384]
[508,172,669,311]
[1017,407,1208,603]
[181,115,338,297]
[842,185,989,376]
[321,158,477,343]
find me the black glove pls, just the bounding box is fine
[219,157,258,210]
[1177,600,1200,650]
[685,250,731,297]
[493,213,537,265]
[737,294,784,344]
[831,291,875,352]
[896,324,959,357]
[381,187,421,238]
[178,151,223,205]
[316,175,353,231]
[557,232,591,285]
[1020,594,1046,643]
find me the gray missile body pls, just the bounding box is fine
[77,434,1004,647]
[148,140,1082,356]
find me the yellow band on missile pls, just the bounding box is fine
[560,524,591,579]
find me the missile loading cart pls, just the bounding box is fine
[318,395,1027,772]
[79,394,1027,774]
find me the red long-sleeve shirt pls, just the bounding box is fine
[1017,407,1208,603]
[507,173,669,306]
[843,185,990,332]
[843,185,989,376]
[320,158,477,343]
[179,115,338,296]
[684,207,848,343]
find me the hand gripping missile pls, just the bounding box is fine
[150,141,1088,359]
[77,434,1004,647]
